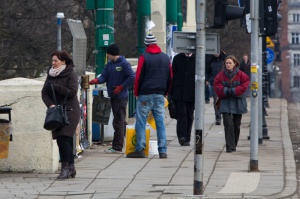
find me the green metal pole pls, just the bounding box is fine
[177,0,183,31]
[95,0,114,76]
[166,0,177,23]
[166,0,177,59]
[137,0,151,55]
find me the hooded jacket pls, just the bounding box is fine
[134,44,172,96]
[96,56,135,99]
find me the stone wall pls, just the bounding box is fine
[0,78,59,173]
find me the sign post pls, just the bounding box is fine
[173,32,220,54]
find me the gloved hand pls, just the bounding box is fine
[225,88,234,96]
[89,78,98,85]
[113,85,124,95]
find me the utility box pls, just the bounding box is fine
[97,29,114,47]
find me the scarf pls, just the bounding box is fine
[223,67,239,79]
[49,65,66,77]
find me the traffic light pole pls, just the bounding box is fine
[258,36,263,144]
[249,0,259,172]
[177,0,183,31]
[194,0,206,195]
[137,0,150,55]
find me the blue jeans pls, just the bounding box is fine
[135,94,167,153]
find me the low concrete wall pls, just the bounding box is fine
[0,78,59,173]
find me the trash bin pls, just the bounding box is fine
[0,119,10,159]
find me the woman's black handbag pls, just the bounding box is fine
[43,84,70,131]
[168,100,177,119]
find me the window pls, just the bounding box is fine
[294,54,300,66]
[294,76,300,88]
[292,33,300,44]
[293,14,300,22]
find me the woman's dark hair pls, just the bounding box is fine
[224,55,240,68]
[51,50,74,66]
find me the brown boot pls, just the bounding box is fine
[57,162,71,180]
[69,163,76,178]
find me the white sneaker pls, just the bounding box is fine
[104,147,123,154]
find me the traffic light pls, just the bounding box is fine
[264,0,279,36]
[239,0,250,28]
[213,0,245,29]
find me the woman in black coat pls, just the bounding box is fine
[169,53,195,146]
[41,50,80,180]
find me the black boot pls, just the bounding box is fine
[69,163,76,178]
[57,162,71,180]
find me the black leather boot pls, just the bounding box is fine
[57,162,71,180]
[69,163,76,178]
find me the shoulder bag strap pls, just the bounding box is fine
[63,89,69,105]
[50,84,58,106]
[228,73,238,86]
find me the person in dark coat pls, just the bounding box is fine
[89,44,135,154]
[213,55,250,153]
[239,54,251,97]
[42,50,80,180]
[169,53,195,146]
[205,50,227,125]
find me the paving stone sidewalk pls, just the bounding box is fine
[0,99,298,199]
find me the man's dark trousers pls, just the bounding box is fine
[175,101,194,143]
[111,98,128,151]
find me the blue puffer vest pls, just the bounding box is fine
[138,52,170,95]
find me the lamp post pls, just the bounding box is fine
[56,12,65,51]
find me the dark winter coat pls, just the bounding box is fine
[134,44,172,96]
[240,60,251,78]
[213,67,250,114]
[169,53,195,102]
[96,56,135,99]
[41,65,80,139]
[205,51,227,85]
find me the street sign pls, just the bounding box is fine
[173,32,220,54]
[266,37,275,48]
[266,48,275,64]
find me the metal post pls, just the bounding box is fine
[56,12,65,51]
[166,0,177,60]
[194,0,206,195]
[95,0,114,76]
[177,0,183,31]
[262,35,270,139]
[249,0,259,172]
[258,36,263,144]
[137,0,151,55]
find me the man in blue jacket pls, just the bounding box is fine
[89,44,135,153]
